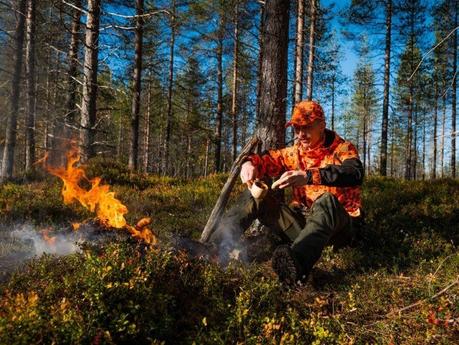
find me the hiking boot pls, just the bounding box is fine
[271,244,303,286]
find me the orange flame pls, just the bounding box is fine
[41,228,56,246]
[42,148,157,245]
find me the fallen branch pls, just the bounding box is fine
[200,135,261,243]
[387,275,459,317]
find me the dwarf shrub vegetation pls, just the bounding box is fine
[0,161,457,344]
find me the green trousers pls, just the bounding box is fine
[210,188,359,276]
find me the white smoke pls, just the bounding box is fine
[11,223,80,256]
[214,215,249,264]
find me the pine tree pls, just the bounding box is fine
[1,0,27,181]
[350,37,378,175]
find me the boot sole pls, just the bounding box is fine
[271,245,298,286]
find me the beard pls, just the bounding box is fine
[295,132,325,150]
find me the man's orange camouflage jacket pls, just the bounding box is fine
[246,129,363,218]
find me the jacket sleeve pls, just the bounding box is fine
[308,142,364,187]
[244,149,287,178]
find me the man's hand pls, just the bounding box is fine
[240,161,258,187]
[272,170,309,189]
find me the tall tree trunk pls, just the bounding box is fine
[65,0,81,130]
[380,0,392,176]
[117,115,122,158]
[293,0,305,105]
[331,77,335,131]
[451,0,457,178]
[1,0,27,180]
[441,90,446,177]
[204,137,210,177]
[413,106,418,180]
[79,0,101,161]
[50,52,63,162]
[422,111,426,180]
[214,14,224,172]
[257,0,290,150]
[241,108,248,145]
[305,0,316,101]
[231,2,239,162]
[25,0,36,172]
[162,0,176,175]
[363,109,367,175]
[390,123,395,176]
[143,77,152,173]
[129,0,144,171]
[256,4,265,121]
[367,123,372,174]
[157,106,163,174]
[186,135,192,178]
[405,35,414,180]
[433,79,438,178]
[43,47,53,156]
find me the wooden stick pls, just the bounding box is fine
[200,135,260,243]
[387,275,459,317]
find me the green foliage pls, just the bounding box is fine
[0,181,87,224]
[0,176,458,344]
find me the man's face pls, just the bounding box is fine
[293,120,325,149]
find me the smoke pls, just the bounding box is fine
[169,213,251,265]
[213,214,249,265]
[11,224,80,256]
[0,222,122,281]
[214,215,283,265]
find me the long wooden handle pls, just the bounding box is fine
[200,135,261,243]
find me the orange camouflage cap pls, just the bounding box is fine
[285,100,325,128]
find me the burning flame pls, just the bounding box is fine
[42,148,157,245]
[41,228,56,245]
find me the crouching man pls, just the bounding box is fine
[210,100,364,285]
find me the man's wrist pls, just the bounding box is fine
[307,168,321,185]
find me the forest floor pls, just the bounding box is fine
[0,157,458,344]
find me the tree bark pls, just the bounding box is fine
[405,91,413,180]
[405,33,414,180]
[380,0,392,176]
[363,86,367,175]
[293,0,305,105]
[305,0,316,101]
[162,0,176,175]
[422,110,425,180]
[204,137,210,177]
[1,0,27,181]
[214,13,224,172]
[441,88,446,177]
[257,0,290,151]
[25,0,36,172]
[129,0,144,171]
[433,79,438,178]
[256,4,265,121]
[143,76,152,173]
[65,0,82,130]
[231,2,239,162]
[413,105,418,180]
[80,0,101,161]
[451,0,457,178]
[331,76,335,131]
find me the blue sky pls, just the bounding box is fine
[94,0,456,171]
[322,0,358,79]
